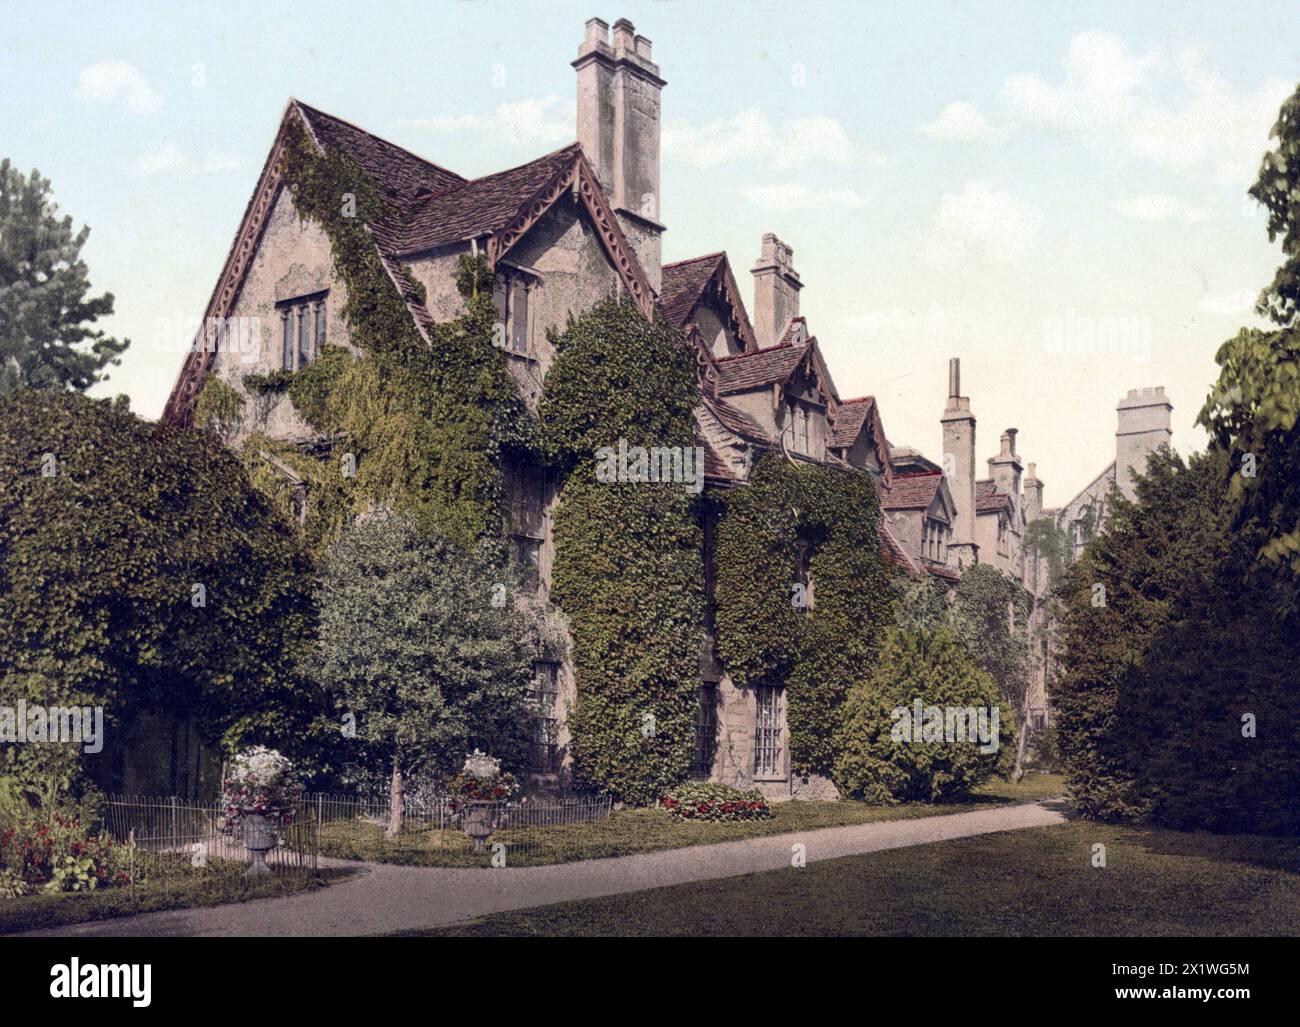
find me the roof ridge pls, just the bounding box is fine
[714,340,797,363]
[406,141,584,210]
[663,251,726,269]
[291,98,467,185]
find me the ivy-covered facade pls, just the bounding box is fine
[162,16,1049,802]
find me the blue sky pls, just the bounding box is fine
[2,0,1297,502]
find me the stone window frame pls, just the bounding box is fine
[278,290,327,372]
[493,262,541,360]
[753,684,786,781]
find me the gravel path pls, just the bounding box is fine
[21,800,1068,937]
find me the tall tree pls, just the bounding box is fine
[306,514,537,836]
[1199,84,1300,590]
[0,159,129,394]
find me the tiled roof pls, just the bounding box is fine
[295,101,465,200]
[700,439,738,482]
[926,564,962,582]
[701,396,769,442]
[714,343,808,394]
[882,470,943,510]
[378,144,583,256]
[660,253,725,327]
[976,478,1013,514]
[777,316,809,346]
[830,397,874,448]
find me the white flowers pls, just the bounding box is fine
[461,749,501,779]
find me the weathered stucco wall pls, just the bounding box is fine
[211,186,351,447]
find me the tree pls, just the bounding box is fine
[1052,450,1238,822]
[307,514,539,836]
[0,159,129,394]
[0,389,319,797]
[832,628,1012,803]
[1198,84,1300,590]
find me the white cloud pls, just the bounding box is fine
[921,101,1001,142]
[74,60,163,115]
[664,108,885,170]
[1001,32,1289,186]
[1111,193,1209,223]
[395,97,573,148]
[741,183,865,211]
[922,182,1042,266]
[134,142,244,177]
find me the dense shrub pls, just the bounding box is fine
[661,783,771,822]
[833,628,1012,803]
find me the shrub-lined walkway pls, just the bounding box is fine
[18,800,1067,937]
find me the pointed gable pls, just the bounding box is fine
[660,252,757,350]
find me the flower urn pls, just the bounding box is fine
[241,813,279,876]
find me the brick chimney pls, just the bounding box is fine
[573,17,666,292]
[751,233,802,348]
[940,357,978,569]
[1115,386,1173,500]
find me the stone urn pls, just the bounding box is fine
[462,801,495,853]
[241,813,279,876]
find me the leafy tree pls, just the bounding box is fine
[1053,450,1239,822]
[0,389,319,797]
[1198,85,1300,588]
[306,514,538,835]
[0,159,129,394]
[832,628,1011,803]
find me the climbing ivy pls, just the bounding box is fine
[258,120,528,551]
[713,454,895,776]
[544,298,705,804]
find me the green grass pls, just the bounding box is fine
[317,772,1065,868]
[0,858,353,935]
[418,820,1300,936]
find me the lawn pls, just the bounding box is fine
[420,820,1300,936]
[0,858,352,935]
[317,772,1065,868]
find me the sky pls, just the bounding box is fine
[2,0,1297,503]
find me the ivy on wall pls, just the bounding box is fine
[713,454,895,776]
[224,119,531,552]
[542,298,705,804]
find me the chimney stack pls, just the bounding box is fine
[1024,462,1044,523]
[1115,387,1173,500]
[574,17,666,292]
[990,427,1024,505]
[751,233,802,347]
[940,357,978,569]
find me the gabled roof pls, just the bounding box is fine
[830,396,894,481]
[976,478,1013,515]
[163,100,656,426]
[714,339,829,396]
[294,101,465,200]
[660,252,757,350]
[377,144,584,256]
[881,470,943,511]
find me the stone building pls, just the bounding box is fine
[1050,387,1174,561]
[162,16,1048,799]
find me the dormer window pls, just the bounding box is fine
[786,401,812,456]
[279,292,326,371]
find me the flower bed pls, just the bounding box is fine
[0,813,132,897]
[661,783,771,822]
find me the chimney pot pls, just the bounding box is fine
[634,34,652,59]
[751,233,802,347]
[583,17,609,47]
[613,17,635,53]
